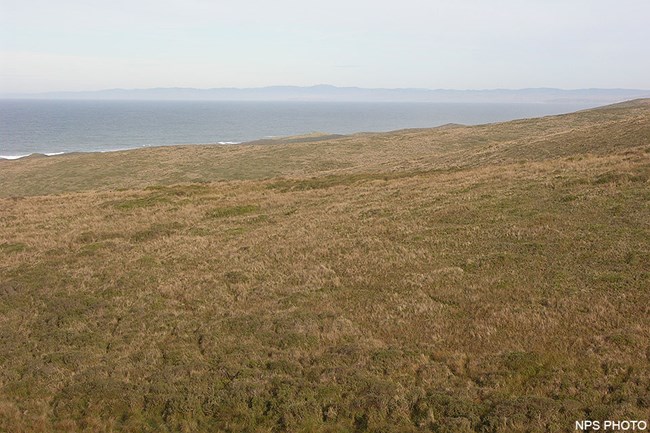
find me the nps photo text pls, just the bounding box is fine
[576,420,648,431]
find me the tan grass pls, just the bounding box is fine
[0,100,649,432]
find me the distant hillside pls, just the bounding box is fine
[6,85,650,103]
[2,99,648,197]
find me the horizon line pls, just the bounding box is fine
[6,84,650,95]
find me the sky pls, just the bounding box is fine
[1,0,649,93]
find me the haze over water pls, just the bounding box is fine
[0,100,597,159]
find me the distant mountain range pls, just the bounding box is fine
[5,85,650,103]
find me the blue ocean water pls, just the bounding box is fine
[0,100,597,159]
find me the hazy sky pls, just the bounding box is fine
[1,0,649,93]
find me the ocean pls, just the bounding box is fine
[0,100,598,159]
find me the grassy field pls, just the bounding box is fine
[0,100,649,432]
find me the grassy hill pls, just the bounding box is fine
[0,100,649,432]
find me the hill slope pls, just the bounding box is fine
[0,100,649,432]
[1,99,649,198]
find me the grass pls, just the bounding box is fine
[0,242,27,253]
[207,205,260,219]
[0,100,649,432]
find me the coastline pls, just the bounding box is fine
[0,142,244,160]
[0,151,65,160]
[0,100,600,161]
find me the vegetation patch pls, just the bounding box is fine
[267,171,420,192]
[130,222,184,242]
[78,241,108,256]
[223,270,249,284]
[105,194,172,210]
[76,231,123,243]
[0,242,27,253]
[207,204,259,218]
[145,183,212,196]
[592,171,648,185]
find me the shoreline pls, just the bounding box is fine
[0,151,65,160]
[0,142,245,160]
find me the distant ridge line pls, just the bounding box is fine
[4,85,650,104]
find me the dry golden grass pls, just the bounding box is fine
[0,100,649,432]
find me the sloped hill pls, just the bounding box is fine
[1,99,648,197]
[0,100,648,432]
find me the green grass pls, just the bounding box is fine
[108,195,172,210]
[207,204,260,218]
[0,242,27,253]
